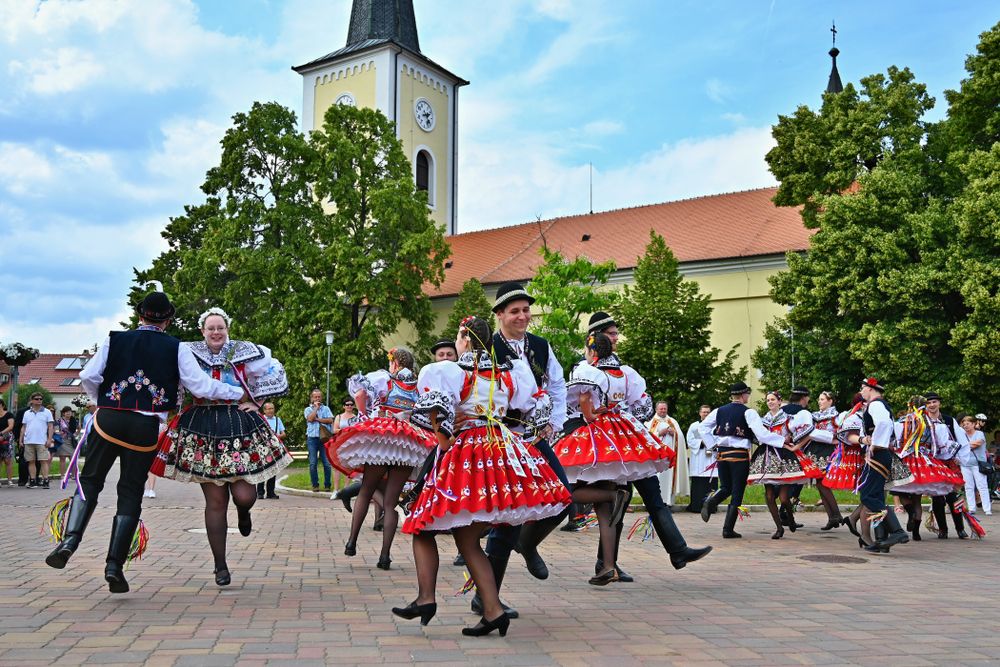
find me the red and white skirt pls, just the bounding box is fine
[749,445,823,485]
[555,413,675,485]
[822,443,865,490]
[402,425,571,535]
[324,416,435,476]
[890,452,964,496]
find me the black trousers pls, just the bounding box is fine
[686,476,719,512]
[79,410,159,517]
[256,477,276,496]
[858,447,891,512]
[485,437,570,559]
[713,447,750,508]
[17,446,30,484]
[932,491,965,532]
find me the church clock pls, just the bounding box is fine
[414,98,435,131]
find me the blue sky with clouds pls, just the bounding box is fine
[1,0,998,353]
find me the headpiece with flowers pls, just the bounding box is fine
[198,307,232,330]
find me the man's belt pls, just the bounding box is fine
[716,447,750,463]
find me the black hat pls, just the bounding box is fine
[493,282,535,313]
[789,385,810,399]
[430,338,457,355]
[135,286,175,323]
[587,311,617,334]
[924,391,941,401]
[729,381,751,395]
[860,377,884,392]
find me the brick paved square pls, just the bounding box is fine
[4,472,998,665]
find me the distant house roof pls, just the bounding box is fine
[0,353,92,396]
[431,187,810,298]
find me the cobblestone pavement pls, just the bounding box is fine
[3,471,999,666]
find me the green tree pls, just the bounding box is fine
[612,232,744,422]
[132,101,450,444]
[4,383,52,410]
[529,247,616,373]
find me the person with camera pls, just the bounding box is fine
[304,389,334,492]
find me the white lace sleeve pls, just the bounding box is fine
[243,345,289,401]
[410,362,464,437]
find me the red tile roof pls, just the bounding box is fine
[0,353,92,396]
[433,187,810,297]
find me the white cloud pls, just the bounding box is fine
[0,309,132,355]
[0,143,54,195]
[582,120,624,136]
[8,46,104,94]
[705,78,731,104]
[721,112,747,124]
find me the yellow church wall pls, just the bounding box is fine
[312,60,378,132]
[396,64,451,229]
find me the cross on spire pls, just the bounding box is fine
[831,21,837,47]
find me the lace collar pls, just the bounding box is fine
[392,368,416,382]
[762,410,789,427]
[187,339,264,368]
[812,406,839,421]
[596,353,622,370]
[457,350,512,372]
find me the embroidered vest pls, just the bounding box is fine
[98,329,181,412]
[383,374,419,415]
[862,398,892,436]
[713,402,754,442]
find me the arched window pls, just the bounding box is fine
[415,149,434,206]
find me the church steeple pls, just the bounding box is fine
[826,21,843,94]
[346,0,420,54]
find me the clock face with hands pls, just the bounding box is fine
[335,93,356,107]
[414,98,435,131]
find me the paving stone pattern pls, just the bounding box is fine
[3,470,998,666]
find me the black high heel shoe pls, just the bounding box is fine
[588,568,619,586]
[391,600,437,626]
[843,515,860,537]
[771,527,785,540]
[214,567,231,586]
[462,612,510,637]
[376,556,391,570]
[344,541,357,556]
[820,517,843,531]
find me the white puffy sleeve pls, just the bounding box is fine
[836,411,863,445]
[347,369,391,412]
[621,365,653,421]
[243,344,289,401]
[933,423,960,460]
[565,362,605,412]
[410,361,464,437]
[789,409,815,444]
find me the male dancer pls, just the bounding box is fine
[474,282,569,618]
[855,377,910,552]
[700,382,787,538]
[521,311,710,582]
[924,391,969,539]
[45,286,249,592]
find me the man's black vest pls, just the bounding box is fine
[862,397,892,435]
[782,403,806,415]
[97,329,181,412]
[713,402,754,442]
[938,412,958,441]
[491,331,550,389]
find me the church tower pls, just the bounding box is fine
[293,0,467,235]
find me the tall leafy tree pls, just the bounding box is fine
[529,247,616,373]
[612,232,743,422]
[441,278,494,339]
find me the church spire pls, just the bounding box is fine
[826,21,843,94]
[346,0,420,53]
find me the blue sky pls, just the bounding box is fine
[1,0,998,353]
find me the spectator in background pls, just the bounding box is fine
[0,399,14,485]
[430,338,458,362]
[304,388,334,493]
[330,397,359,493]
[959,414,992,516]
[20,392,54,488]
[685,404,718,513]
[12,402,31,486]
[55,406,78,479]
[257,402,285,499]
[649,401,688,507]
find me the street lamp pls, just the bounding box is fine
[324,331,334,404]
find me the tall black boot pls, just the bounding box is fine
[722,504,742,538]
[45,497,98,569]
[649,507,712,570]
[517,510,566,580]
[335,480,361,512]
[701,490,722,522]
[105,515,140,594]
[471,551,519,619]
[875,511,909,550]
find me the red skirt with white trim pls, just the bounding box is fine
[555,413,675,485]
[324,416,435,476]
[822,443,865,490]
[401,425,571,535]
[890,452,964,496]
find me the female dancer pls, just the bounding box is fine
[801,391,845,530]
[891,396,964,541]
[153,307,292,585]
[748,391,821,539]
[325,347,433,569]
[393,317,571,637]
[554,333,674,584]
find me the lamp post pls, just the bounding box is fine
[324,331,334,405]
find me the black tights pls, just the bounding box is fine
[201,480,257,570]
[764,484,794,531]
[347,464,411,560]
[572,482,617,575]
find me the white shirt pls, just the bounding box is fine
[865,399,894,449]
[699,403,786,451]
[81,333,244,420]
[22,407,53,445]
[502,335,566,433]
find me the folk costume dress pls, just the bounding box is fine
[324,368,435,476]
[555,357,673,486]
[891,411,965,497]
[834,407,913,490]
[401,351,571,535]
[748,409,822,484]
[153,340,292,485]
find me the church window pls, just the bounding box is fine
[415,150,435,206]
